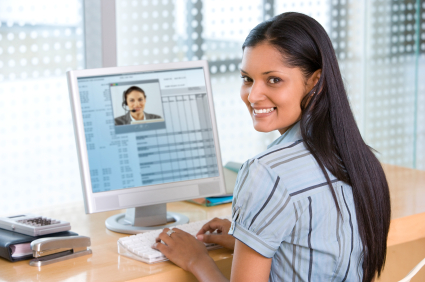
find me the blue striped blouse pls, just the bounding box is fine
[228,122,363,281]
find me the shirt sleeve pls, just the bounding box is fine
[229,158,296,258]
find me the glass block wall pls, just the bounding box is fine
[116,0,424,169]
[360,0,422,168]
[0,0,423,214]
[0,0,85,213]
[115,0,280,166]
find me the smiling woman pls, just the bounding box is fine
[114,86,162,125]
[239,43,321,135]
[152,12,391,282]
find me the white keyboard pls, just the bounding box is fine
[117,217,230,264]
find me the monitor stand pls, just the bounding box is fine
[105,203,189,234]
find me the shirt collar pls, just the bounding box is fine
[267,121,302,149]
[130,112,146,121]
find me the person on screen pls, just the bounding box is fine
[152,12,391,282]
[114,86,162,125]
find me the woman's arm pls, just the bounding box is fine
[153,229,272,282]
[230,240,272,281]
[189,240,272,282]
[153,228,228,281]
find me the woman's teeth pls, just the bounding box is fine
[254,108,275,114]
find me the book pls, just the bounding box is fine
[188,196,233,207]
[0,228,78,262]
[9,243,33,258]
[223,161,243,174]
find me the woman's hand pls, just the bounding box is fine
[152,228,212,272]
[152,228,229,281]
[196,218,235,250]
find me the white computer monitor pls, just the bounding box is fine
[67,61,226,234]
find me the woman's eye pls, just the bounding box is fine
[268,77,281,84]
[241,76,252,83]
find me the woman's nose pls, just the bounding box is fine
[247,82,266,103]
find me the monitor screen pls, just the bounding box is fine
[75,67,220,194]
[68,62,225,224]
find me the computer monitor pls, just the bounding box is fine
[67,61,226,234]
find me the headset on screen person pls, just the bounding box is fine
[122,86,146,113]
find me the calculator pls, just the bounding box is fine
[0,214,71,236]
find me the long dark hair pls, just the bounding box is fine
[242,12,391,281]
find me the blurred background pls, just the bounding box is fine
[0,0,424,214]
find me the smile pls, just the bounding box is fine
[253,107,276,114]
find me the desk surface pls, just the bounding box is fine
[0,164,424,282]
[0,201,233,282]
[382,164,425,219]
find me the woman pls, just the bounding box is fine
[114,86,161,125]
[153,12,391,282]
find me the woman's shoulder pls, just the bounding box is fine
[252,139,307,161]
[234,140,313,209]
[115,113,130,125]
[248,139,313,176]
[247,140,341,200]
[145,112,162,119]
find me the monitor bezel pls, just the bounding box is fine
[67,60,226,214]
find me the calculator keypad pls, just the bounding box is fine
[0,214,71,236]
[16,217,60,227]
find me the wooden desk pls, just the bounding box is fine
[381,164,425,246]
[0,164,424,282]
[377,164,425,282]
[0,202,233,282]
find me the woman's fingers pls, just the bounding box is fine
[155,228,176,246]
[198,233,225,244]
[197,222,217,236]
[197,233,235,250]
[151,227,210,272]
[154,221,235,253]
[152,240,169,255]
[195,218,235,250]
[197,218,228,236]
